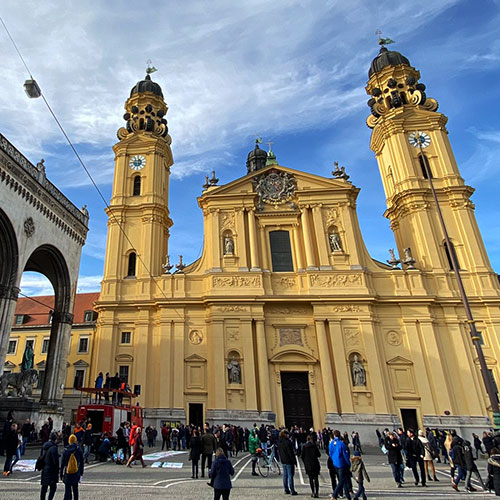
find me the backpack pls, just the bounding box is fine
[66,452,79,475]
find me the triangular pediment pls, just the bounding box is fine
[36,360,46,368]
[200,164,356,199]
[4,361,16,369]
[386,356,413,365]
[185,353,206,363]
[73,359,89,367]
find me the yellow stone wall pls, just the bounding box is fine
[92,62,500,440]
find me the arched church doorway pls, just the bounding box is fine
[281,371,313,430]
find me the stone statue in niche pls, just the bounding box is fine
[329,232,342,252]
[224,236,234,255]
[351,354,366,386]
[227,356,241,384]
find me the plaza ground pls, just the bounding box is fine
[0,444,494,499]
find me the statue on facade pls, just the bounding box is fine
[351,354,366,386]
[21,343,34,372]
[0,370,38,398]
[227,356,241,384]
[224,236,234,255]
[329,232,342,252]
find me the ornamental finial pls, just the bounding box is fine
[146,59,158,75]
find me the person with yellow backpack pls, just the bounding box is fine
[60,434,84,500]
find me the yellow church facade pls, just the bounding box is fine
[92,47,500,441]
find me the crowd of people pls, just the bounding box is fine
[3,409,500,499]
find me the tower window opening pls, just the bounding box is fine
[133,175,141,196]
[419,154,433,179]
[270,230,294,272]
[444,241,459,271]
[400,92,407,104]
[127,252,137,277]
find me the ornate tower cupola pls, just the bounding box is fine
[102,70,174,285]
[366,43,494,276]
[246,139,268,173]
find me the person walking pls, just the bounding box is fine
[126,427,146,468]
[60,434,84,500]
[473,433,484,459]
[463,439,486,492]
[385,431,403,487]
[190,429,202,478]
[40,432,60,500]
[351,450,370,500]
[201,429,217,478]
[209,448,234,500]
[278,429,298,495]
[301,434,321,498]
[3,423,18,476]
[451,435,466,492]
[83,423,93,464]
[329,429,351,500]
[161,424,169,451]
[487,447,500,495]
[248,428,260,477]
[406,429,426,487]
[418,429,438,481]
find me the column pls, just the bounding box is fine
[255,320,272,411]
[259,224,270,271]
[291,224,305,271]
[312,205,330,269]
[241,320,258,410]
[315,320,338,414]
[210,319,227,409]
[172,319,186,409]
[300,206,316,269]
[211,209,221,271]
[134,312,151,406]
[247,209,260,271]
[236,208,248,270]
[0,286,19,375]
[328,320,354,413]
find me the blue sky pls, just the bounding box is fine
[1,0,500,295]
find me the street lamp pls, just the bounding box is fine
[409,131,500,429]
[24,79,41,99]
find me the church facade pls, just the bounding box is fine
[92,48,500,441]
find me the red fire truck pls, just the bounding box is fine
[76,388,143,435]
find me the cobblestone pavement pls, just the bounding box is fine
[0,445,494,499]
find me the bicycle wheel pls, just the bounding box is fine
[270,457,281,475]
[257,456,269,477]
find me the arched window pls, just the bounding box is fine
[418,154,433,179]
[444,241,459,271]
[132,176,141,196]
[269,230,293,272]
[127,252,136,277]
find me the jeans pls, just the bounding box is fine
[40,483,57,500]
[282,463,296,493]
[64,482,79,500]
[3,453,15,472]
[466,466,485,489]
[21,437,27,456]
[181,437,186,450]
[201,453,213,475]
[84,444,91,461]
[334,466,351,499]
[453,465,466,486]
[390,463,401,484]
[354,480,366,500]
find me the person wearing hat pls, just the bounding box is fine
[60,434,84,499]
[351,450,370,500]
[40,432,60,500]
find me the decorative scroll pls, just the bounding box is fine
[310,274,362,287]
[213,276,261,288]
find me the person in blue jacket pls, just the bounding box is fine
[209,448,235,500]
[60,434,84,500]
[329,429,352,500]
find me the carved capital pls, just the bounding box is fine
[0,285,20,300]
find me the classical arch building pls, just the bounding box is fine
[93,49,500,441]
[0,133,88,425]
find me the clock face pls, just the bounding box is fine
[129,155,146,170]
[408,131,431,149]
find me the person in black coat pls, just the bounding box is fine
[406,429,426,487]
[385,432,403,487]
[190,429,202,478]
[463,439,485,491]
[60,434,84,500]
[3,423,18,476]
[451,436,466,491]
[278,430,298,495]
[209,448,235,500]
[487,448,500,495]
[301,435,321,498]
[40,432,60,500]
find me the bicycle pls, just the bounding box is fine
[256,446,281,477]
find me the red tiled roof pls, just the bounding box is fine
[13,292,100,327]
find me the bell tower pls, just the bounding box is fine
[366,46,493,276]
[102,73,173,286]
